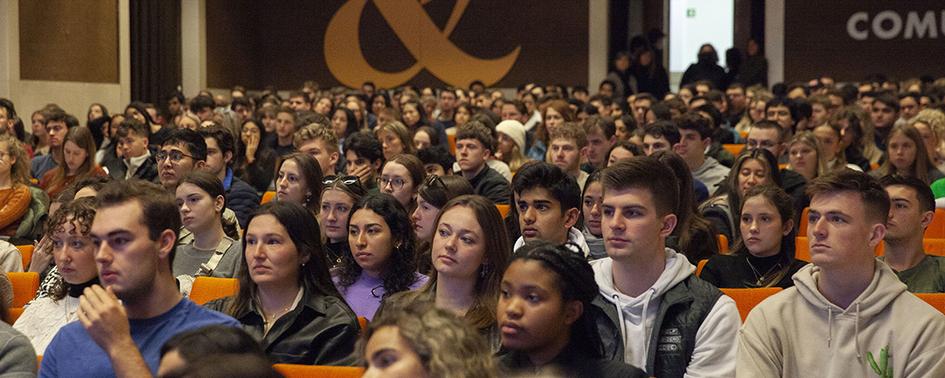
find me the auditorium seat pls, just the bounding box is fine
[722,144,745,156]
[915,293,945,315]
[495,204,510,218]
[5,307,24,324]
[447,134,457,155]
[798,207,810,236]
[924,239,945,257]
[272,364,365,378]
[7,272,38,308]
[15,245,33,271]
[357,316,368,333]
[260,191,277,205]
[720,287,782,322]
[696,259,708,277]
[189,277,239,305]
[717,234,729,254]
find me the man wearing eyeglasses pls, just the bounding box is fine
[745,120,809,215]
[157,129,207,191]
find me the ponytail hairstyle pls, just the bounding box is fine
[179,171,238,239]
[510,241,604,358]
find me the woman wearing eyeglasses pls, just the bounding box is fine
[412,175,473,274]
[275,152,324,214]
[378,154,424,213]
[333,193,428,320]
[320,175,367,268]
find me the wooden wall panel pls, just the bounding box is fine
[19,0,120,83]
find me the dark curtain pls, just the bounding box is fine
[130,0,182,110]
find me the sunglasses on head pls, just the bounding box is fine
[322,175,367,195]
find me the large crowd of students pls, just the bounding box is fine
[0,41,945,377]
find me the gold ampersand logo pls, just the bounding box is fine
[324,0,521,88]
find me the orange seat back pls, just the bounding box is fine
[924,209,945,239]
[797,207,810,237]
[717,234,729,254]
[924,239,945,257]
[795,237,811,262]
[4,307,24,324]
[495,204,511,218]
[722,144,745,156]
[916,293,945,315]
[447,134,457,155]
[720,287,783,322]
[261,191,277,204]
[189,277,239,305]
[696,259,708,277]
[7,272,39,308]
[15,245,33,271]
[357,316,368,333]
[272,364,365,378]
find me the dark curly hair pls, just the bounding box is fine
[48,197,98,301]
[336,193,419,298]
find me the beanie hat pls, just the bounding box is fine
[495,120,526,152]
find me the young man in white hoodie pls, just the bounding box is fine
[591,156,740,377]
[738,170,945,377]
[511,161,589,256]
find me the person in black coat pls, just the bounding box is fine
[680,44,726,90]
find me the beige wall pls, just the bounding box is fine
[0,0,130,124]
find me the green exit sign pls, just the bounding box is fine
[687,8,696,18]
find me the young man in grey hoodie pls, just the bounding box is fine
[591,157,740,377]
[738,170,945,377]
[510,161,589,257]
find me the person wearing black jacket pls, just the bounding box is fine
[680,44,726,90]
[106,118,159,182]
[631,47,670,99]
[456,122,510,205]
[205,202,359,365]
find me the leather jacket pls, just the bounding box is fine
[206,288,360,365]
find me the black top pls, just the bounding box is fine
[205,288,359,365]
[701,253,809,289]
[324,240,349,269]
[467,165,510,205]
[497,342,647,378]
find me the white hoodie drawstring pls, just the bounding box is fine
[613,293,629,352]
[640,290,653,364]
[854,302,862,360]
[826,307,833,348]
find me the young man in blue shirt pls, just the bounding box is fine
[40,179,238,377]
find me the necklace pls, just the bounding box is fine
[746,257,782,287]
[264,304,293,324]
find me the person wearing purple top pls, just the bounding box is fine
[333,193,428,320]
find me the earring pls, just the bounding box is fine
[479,264,490,279]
